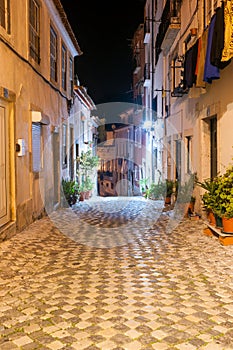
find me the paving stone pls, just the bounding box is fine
[1,197,233,349]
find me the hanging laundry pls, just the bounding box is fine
[183,39,199,89]
[221,0,233,62]
[195,30,208,88]
[203,13,220,83]
[211,3,231,69]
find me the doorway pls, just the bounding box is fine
[0,103,10,227]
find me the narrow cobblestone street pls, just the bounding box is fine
[1,197,233,349]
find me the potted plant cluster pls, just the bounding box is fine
[145,181,166,200]
[164,179,177,204]
[61,178,79,206]
[197,162,233,233]
[76,149,99,201]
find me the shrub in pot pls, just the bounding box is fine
[62,178,79,206]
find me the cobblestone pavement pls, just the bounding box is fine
[1,197,233,349]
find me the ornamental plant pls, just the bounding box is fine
[216,164,233,218]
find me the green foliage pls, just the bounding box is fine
[62,178,79,206]
[196,177,221,213]
[165,179,176,198]
[139,177,149,192]
[145,182,166,200]
[216,165,233,218]
[196,164,233,218]
[76,150,99,194]
[77,150,99,172]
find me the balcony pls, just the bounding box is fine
[144,20,150,44]
[155,0,181,61]
[143,63,151,87]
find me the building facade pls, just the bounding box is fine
[153,0,233,211]
[0,0,91,239]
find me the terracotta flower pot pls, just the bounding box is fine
[222,216,233,233]
[207,211,216,226]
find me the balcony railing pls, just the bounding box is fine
[155,0,181,63]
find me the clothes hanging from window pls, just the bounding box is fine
[203,13,220,83]
[221,0,233,62]
[195,30,208,88]
[210,3,231,69]
[183,39,199,89]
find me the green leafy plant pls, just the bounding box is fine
[196,177,221,214]
[62,178,79,206]
[76,150,99,196]
[216,165,233,218]
[165,179,176,198]
[145,182,166,200]
[139,177,149,193]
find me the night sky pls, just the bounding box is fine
[60,0,145,105]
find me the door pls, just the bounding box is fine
[210,116,217,178]
[0,104,10,227]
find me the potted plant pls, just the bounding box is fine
[77,149,99,198]
[196,177,220,226]
[139,177,149,195]
[164,179,175,204]
[61,178,79,206]
[145,182,166,200]
[216,165,233,233]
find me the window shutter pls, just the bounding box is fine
[32,123,41,172]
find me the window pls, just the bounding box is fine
[69,57,73,96]
[0,0,10,32]
[29,0,40,63]
[185,136,192,174]
[32,123,41,172]
[50,26,57,82]
[62,124,67,168]
[61,44,67,90]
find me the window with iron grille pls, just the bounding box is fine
[50,25,57,82]
[69,56,73,96]
[0,0,10,33]
[61,44,67,90]
[29,0,40,64]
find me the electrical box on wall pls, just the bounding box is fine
[16,139,25,156]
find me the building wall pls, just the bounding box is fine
[154,0,233,213]
[0,0,80,238]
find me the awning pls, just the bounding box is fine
[31,111,50,125]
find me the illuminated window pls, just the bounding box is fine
[50,26,57,82]
[61,44,67,90]
[29,0,40,63]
